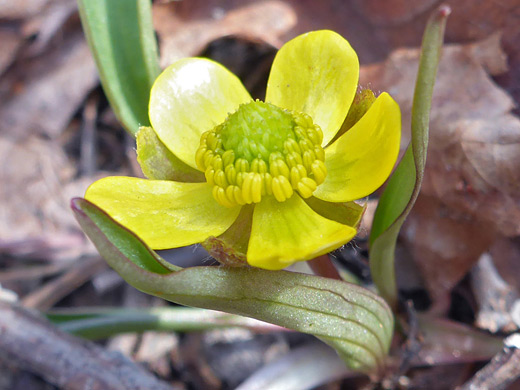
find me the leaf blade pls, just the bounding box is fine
[72,198,394,373]
[369,6,451,309]
[77,0,160,135]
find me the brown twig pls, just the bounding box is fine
[0,261,72,283]
[456,334,520,390]
[21,256,106,310]
[0,300,179,390]
[80,93,98,176]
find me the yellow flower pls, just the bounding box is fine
[85,30,401,270]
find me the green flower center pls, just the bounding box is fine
[195,101,327,207]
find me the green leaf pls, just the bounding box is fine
[71,198,394,373]
[71,197,179,274]
[78,0,160,135]
[47,307,282,339]
[369,6,450,309]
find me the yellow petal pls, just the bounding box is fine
[247,195,356,270]
[314,92,401,203]
[265,30,359,146]
[149,58,252,169]
[85,177,241,249]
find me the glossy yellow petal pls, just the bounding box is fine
[265,30,359,146]
[314,92,401,203]
[247,195,356,270]
[85,177,241,249]
[149,58,252,170]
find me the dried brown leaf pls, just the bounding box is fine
[153,1,296,67]
[0,135,98,260]
[0,29,22,76]
[0,0,51,20]
[402,196,496,302]
[0,36,97,139]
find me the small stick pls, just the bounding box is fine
[457,334,520,390]
[21,256,106,310]
[0,300,179,390]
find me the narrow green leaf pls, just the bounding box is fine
[369,6,451,309]
[70,198,179,274]
[47,307,282,339]
[71,198,394,373]
[78,0,160,135]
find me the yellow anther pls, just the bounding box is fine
[270,159,290,178]
[302,150,315,171]
[241,172,254,204]
[211,155,223,171]
[251,173,262,203]
[284,138,301,154]
[290,166,301,188]
[299,139,312,152]
[251,158,267,173]
[195,101,327,207]
[278,176,293,199]
[286,153,297,169]
[213,186,234,208]
[258,159,267,174]
[233,185,245,205]
[290,151,303,165]
[295,164,307,178]
[311,160,327,185]
[263,173,273,195]
[271,177,287,202]
[205,168,215,186]
[297,177,317,198]
[214,170,228,187]
[236,172,244,187]
[235,158,249,173]
[207,132,220,150]
[195,146,207,170]
[225,164,237,185]
[314,145,325,161]
[222,150,235,166]
[203,150,214,168]
[222,186,244,204]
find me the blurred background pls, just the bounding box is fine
[0,1,519,389]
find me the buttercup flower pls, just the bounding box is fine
[85,30,401,270]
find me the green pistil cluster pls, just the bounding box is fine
[195,101,327,207]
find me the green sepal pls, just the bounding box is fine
[137,126,205,182]
[202,204,254,267]
[71,198,394,373]
[330,88,377,145]
[305,197,365,229]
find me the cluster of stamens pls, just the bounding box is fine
[195,101,327,207]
